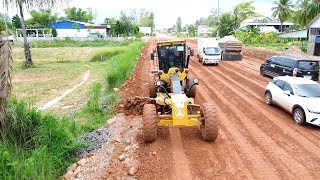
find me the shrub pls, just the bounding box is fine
[51,26,57,37]
[0,98,81,179]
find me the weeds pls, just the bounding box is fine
[90,47,127,61]
[0,98,81,179]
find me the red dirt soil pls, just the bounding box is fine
[105,37,320,179]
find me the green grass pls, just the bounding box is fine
[77,41,145,132]
[90,46,127,61]
[0,98,81,180]
[2,39,146,179]
[22,39,131,48]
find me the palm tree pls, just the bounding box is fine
[0,12,12,133]
[1,0,65,68]
[272,0,293,32]
[293,0,320,27]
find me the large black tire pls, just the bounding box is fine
[293,108,306,125]
[200,103,218,141]
[148,74,157,98]
[260,68,266,76]
[143,104,157,143]
[265,91,273,105]
[186,76,196,98]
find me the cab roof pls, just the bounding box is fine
[157,40,186,46]
[272,55,318,62]
[274,76,318,85]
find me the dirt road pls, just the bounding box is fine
[105,38,320,179]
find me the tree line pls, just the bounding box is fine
[170,0,320,38]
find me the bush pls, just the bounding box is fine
[0,98,81,179]
[51,26,57,37]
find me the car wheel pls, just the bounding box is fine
[265,91,273,105]
[293,108,306,125]
[260,68,266,76]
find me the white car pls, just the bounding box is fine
[264,76,320,126]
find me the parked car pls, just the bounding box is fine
[260,56,319,81]
[264,76,320,126]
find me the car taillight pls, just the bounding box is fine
[293,68,298,77]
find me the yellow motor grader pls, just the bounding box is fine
[143,40,218,143]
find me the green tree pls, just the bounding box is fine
[1,0,64,68]
[12,14,21,28]
[51,26,57,37]
[187,24,196,37]
[292,0,320,27]
[139,9,155,33]
[218,12,235,37]
[208,9,219,27]
[64,7,94,23]
[272,0,293,32]
[27,10,58,27]
[233,0,260,27]
[176,16,182,33]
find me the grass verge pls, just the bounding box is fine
[0,98,81,179]
[77,41,145,132]
[25,39,131,48]
[1,40,145,179]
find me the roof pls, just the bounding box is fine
[273,55,318,61]
[274,76,318,85]
[52,20,94,26]
[307,13,320,28]
[157,40,185,45]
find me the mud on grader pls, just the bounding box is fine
[143,40,219,143]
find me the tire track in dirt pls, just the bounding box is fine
[201,58,320,146]
[189,57,318,177]
[190,67,314,179]
[191,78,281,179]
[188,40,320,143]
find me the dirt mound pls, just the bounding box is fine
[218,35,241,43]
[116,96,155,115]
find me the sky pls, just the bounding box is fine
[0,0,298,29]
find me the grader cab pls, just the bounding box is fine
[143,40,219,143]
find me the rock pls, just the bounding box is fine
[73,166,81,177]
[107,117,117,127]
[152,151,157,156]
[63,170,74,179]
[128,167,138,176]
[124,146,130,152]
[77,159,86,167]
[119,104,125,108]
[113,88,119,92]
[119,154,126,161]
[85,153,95,158]
[67,163,77,171]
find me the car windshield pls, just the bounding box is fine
[298,61,319,71]
[294,84,320,98]
[205,47,220,55]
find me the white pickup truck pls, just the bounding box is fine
[197,38,221,65]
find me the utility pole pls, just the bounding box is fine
[217,0,220,17]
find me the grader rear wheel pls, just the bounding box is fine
[200,103,218,141]
[143,104,157,143]
[148,74,157,98]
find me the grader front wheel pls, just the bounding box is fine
[148,74,157,98]
[143,104,157,143]
[200,103,218,141]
